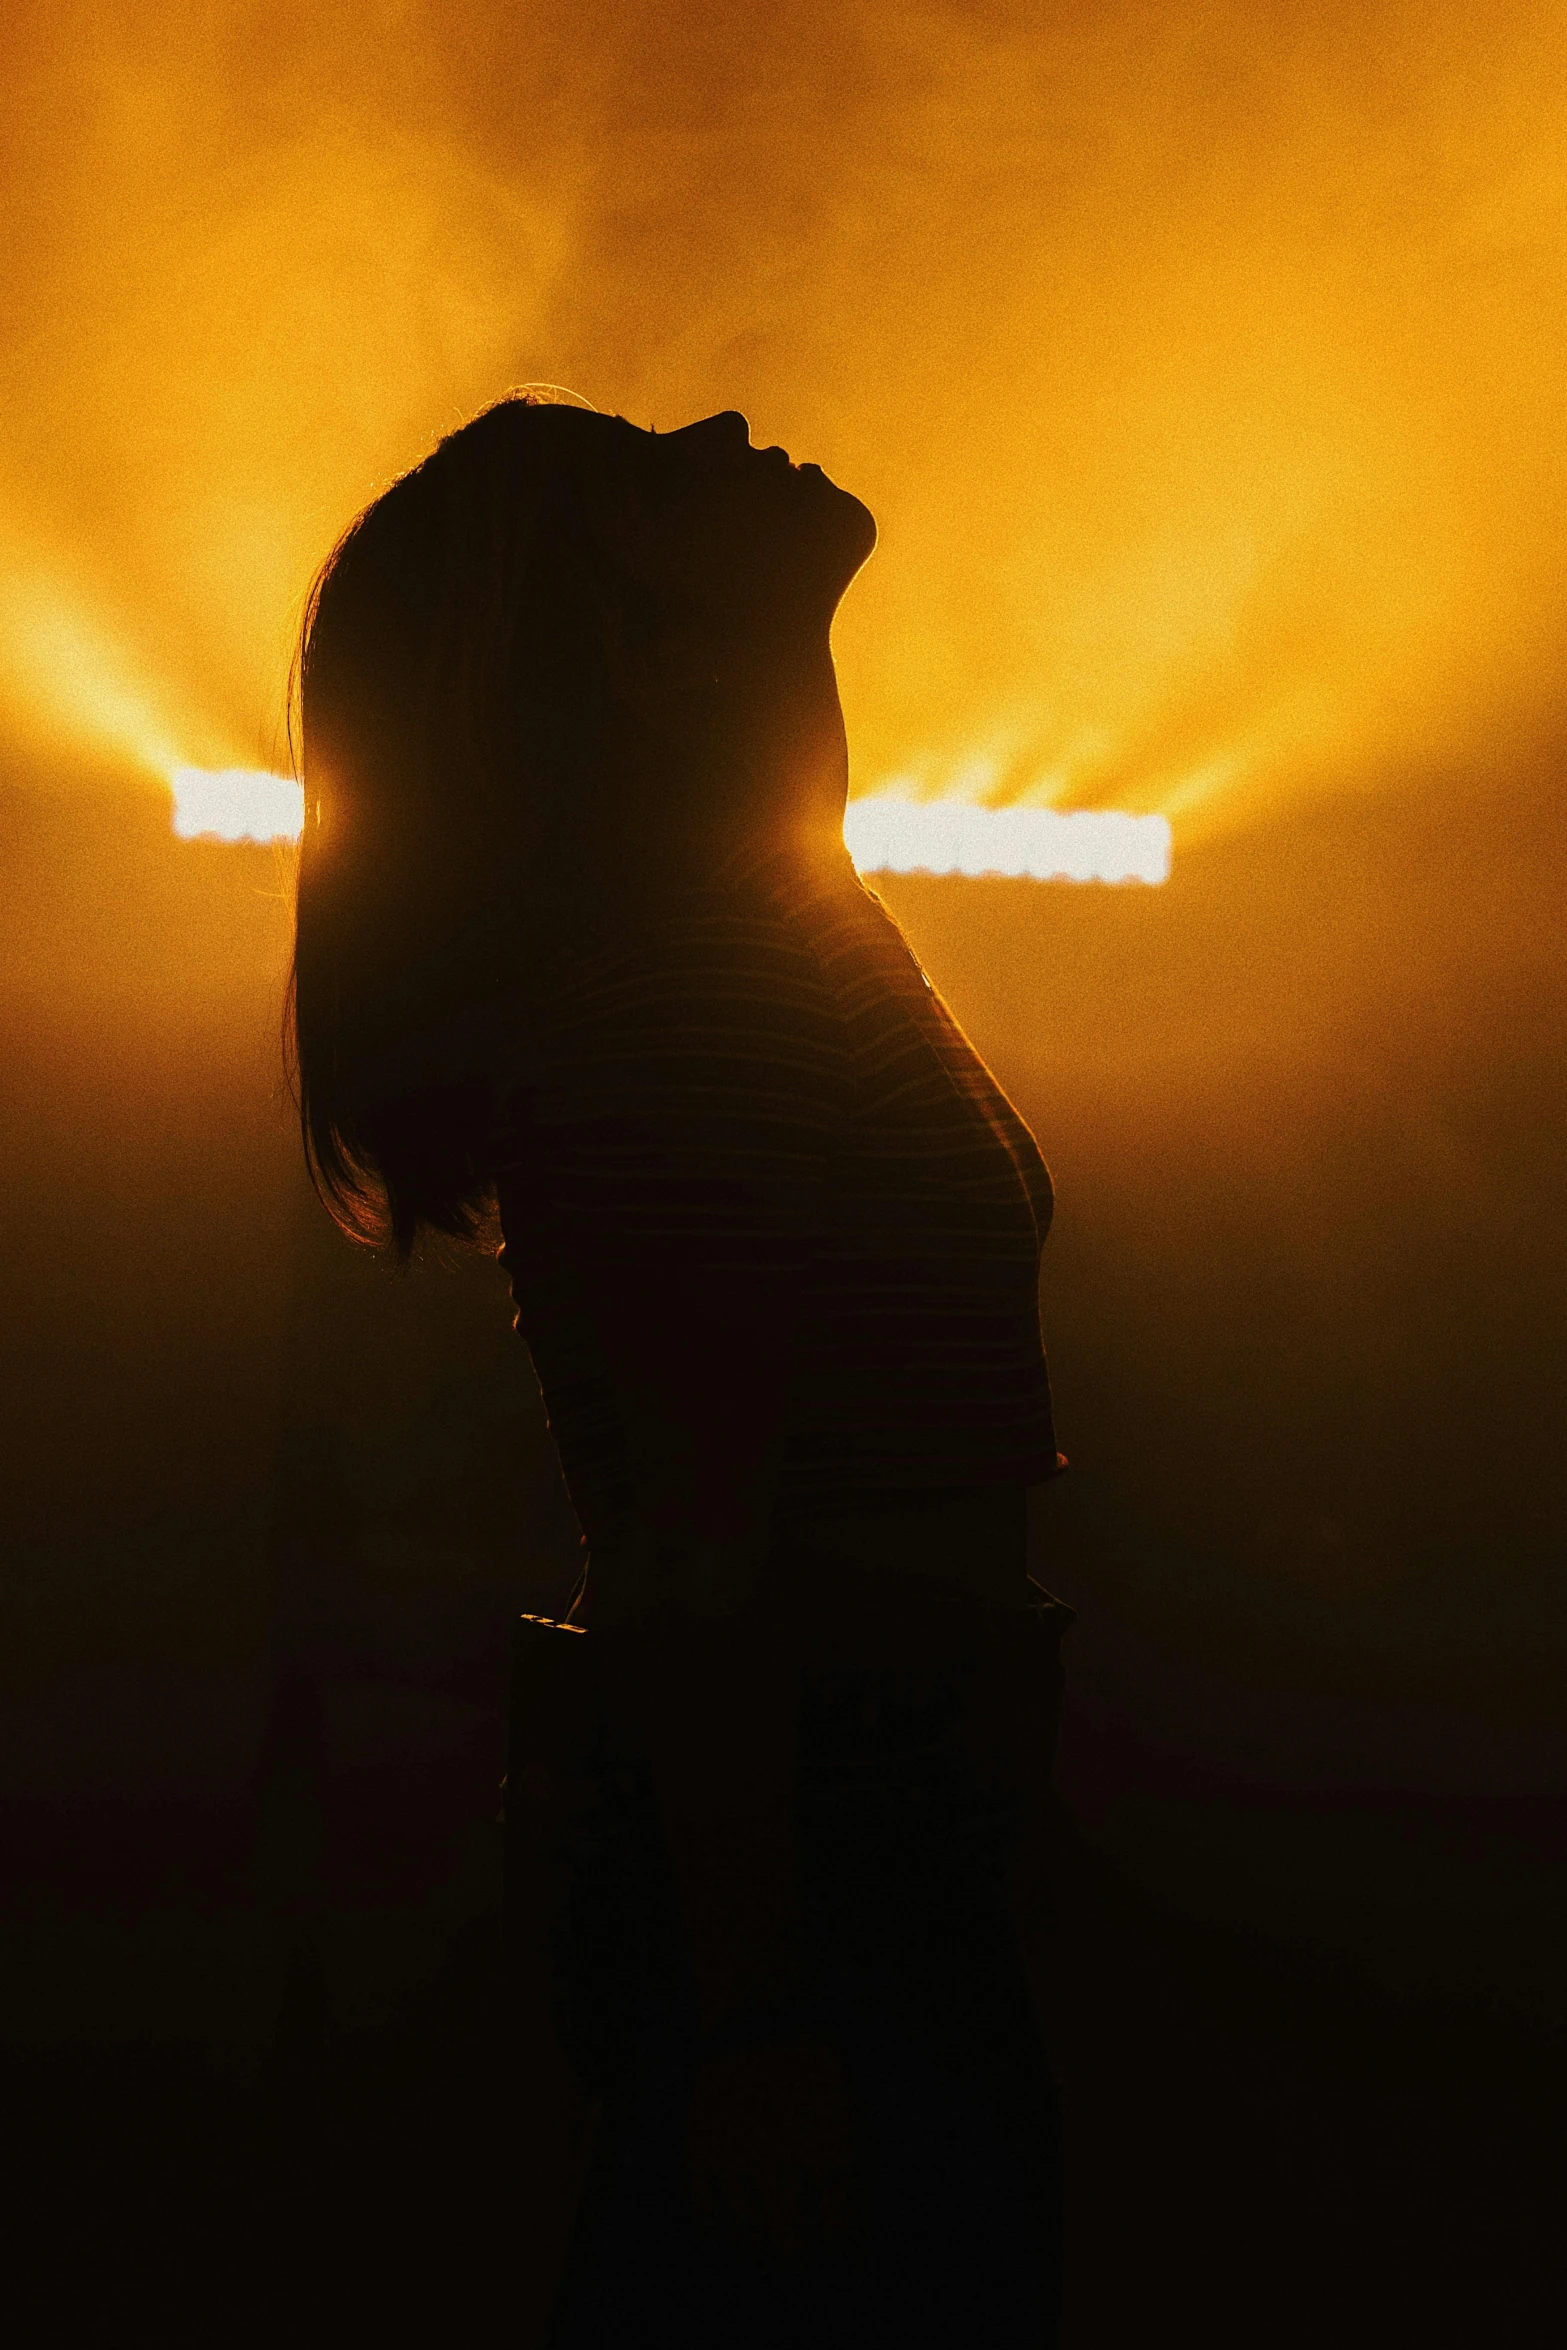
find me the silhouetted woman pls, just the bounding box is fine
[288,393,1072,2347]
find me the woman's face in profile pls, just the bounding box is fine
[562,407,877,651]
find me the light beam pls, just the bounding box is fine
[844,795,1171,883]
[164,767,1173,881]
[169,766,304,844]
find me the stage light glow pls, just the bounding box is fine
[164,768,1172,882]
[169,767,304,843]
[0,549,190,781]
[2,8,1565,871]
[844,795,1171,884]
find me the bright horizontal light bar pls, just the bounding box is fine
[170,766,304,843]
[163,768,1171,884]
[845,796,1171,883]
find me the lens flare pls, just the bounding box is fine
[3,5,1566,865]
[844,794,1171,884]
[164,766,1170,881]
[169,767,304,844]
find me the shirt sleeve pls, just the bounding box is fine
[495,891,850,1606]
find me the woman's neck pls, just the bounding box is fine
[609,626,849,864]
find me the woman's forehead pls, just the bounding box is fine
[532,400,640,436]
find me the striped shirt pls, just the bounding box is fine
[493,838,1063,1557]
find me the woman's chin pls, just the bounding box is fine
[844,493,878,566]
[805,471,877,579]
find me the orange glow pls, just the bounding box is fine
[164,766,1169,882]
[1,7,1564,853]
[0,547,192,781]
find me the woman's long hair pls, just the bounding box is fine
[286,394,646,1259]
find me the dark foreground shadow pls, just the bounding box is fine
[6,1802,1563,2346]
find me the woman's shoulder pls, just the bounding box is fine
[541,841,855,1008]
[355,844,861,1124]
[484,849,852,1114]
[344,852,858,1128]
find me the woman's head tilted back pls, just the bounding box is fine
[288,392,876,1257]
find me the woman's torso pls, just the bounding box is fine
[783,1483,1033,1608]
[493,839,1063,1622]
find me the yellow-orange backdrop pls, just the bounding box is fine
[2,0,1566,845]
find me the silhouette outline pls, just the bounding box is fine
[288,392,1071,2346]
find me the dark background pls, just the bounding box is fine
[4,743,1562,2342]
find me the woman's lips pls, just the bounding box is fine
[751,443,827,483]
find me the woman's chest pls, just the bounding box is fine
[821,940,1050,1245]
